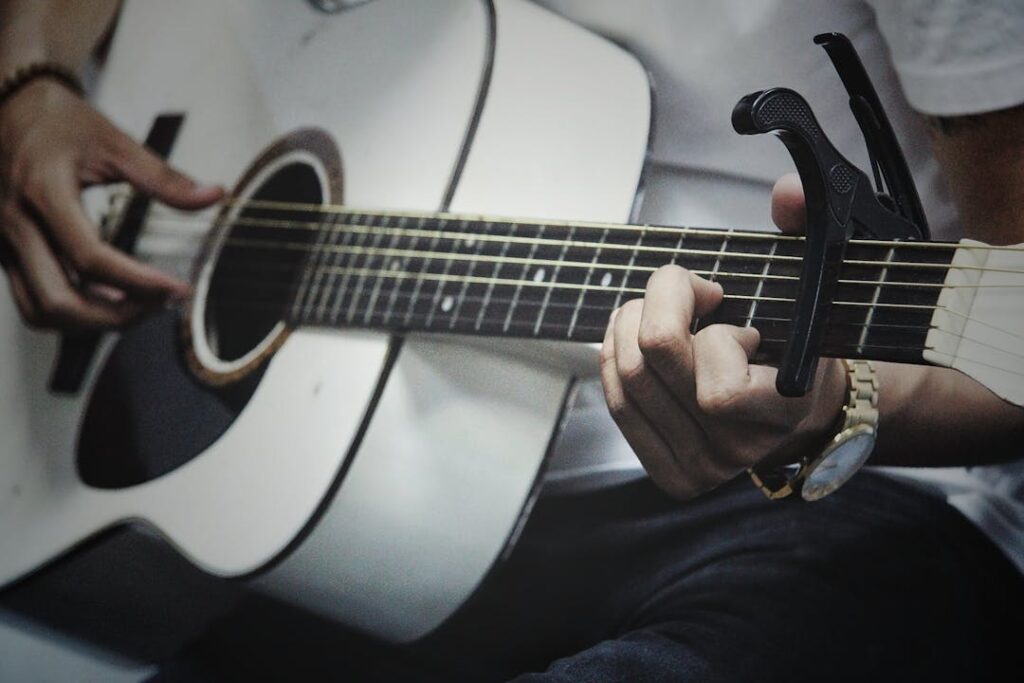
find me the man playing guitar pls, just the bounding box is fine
[1,0,1022,680]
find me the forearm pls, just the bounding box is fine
[869,107,1024,467]
[0,0,122,73]
[871,362,1024,468]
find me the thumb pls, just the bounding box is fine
[111,133,223,210]
[771,173,806,235]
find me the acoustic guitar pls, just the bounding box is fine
[1,0,1021,644]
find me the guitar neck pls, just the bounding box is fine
[211,202,956,365]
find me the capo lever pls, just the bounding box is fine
[730,33,928,397]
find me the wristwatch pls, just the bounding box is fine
[749,359,879,501]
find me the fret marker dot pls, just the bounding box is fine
[441,295,454,312]
[533,268,547,283]
[465,238,476,248]
[601,272,613,287]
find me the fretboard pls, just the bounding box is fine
[210,203,955,365]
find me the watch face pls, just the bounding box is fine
[802,427,876,501]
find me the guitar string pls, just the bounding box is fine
[144,216,1015,305]
[209,197,1024,255]
[142,212,1024,281]
[197,263,939,312]
[186,237,1022,292]
[205,273,1024,360]
[142,214,971,274]
[202,303,1024,379]
[137,218,1024,340]
[140,222,1024,292]
[198,262,1024,348]
[134,198,1024,366]
[199,286,1024,368]
[204,277,928,334]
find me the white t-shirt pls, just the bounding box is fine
[535,0,1024,573]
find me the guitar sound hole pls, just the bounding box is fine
[77,161,327,490]
[204,162,324,362]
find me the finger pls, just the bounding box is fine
[107,129,223,209]
[688,324,793,471]
[691,324,808,432]
[692,324,765,422]
[600,309,708,499]
[29,168,189,299]
[636,265,722,403]
[5,215,145,329]
[615,298,700,436]
[612,299,727,492]
[771,173,806,235]
[4,264,40,327]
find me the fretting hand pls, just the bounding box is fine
[0,79,223,330]
[599,174,847,500]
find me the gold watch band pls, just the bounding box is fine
[841,359,879,432]
[748,359,879,500]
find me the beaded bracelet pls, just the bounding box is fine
[0,62,84,110]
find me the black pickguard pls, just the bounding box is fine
[76,309,264,489]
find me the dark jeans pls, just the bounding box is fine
[154,471,1023,682]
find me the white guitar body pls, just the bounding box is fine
[0,0,650,642]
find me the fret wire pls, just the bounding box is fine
[612,226,646,311]
[382,215,422,324]
[331,212,370,323]
[401,216,444,327]
[475,222,517,331]
[360,215,403,325]
[569,227,611,339]
[745,239,777,328]
[288,208,333,321]
[424,218,467,328]
[344,214,388,323]
[503,223,546,333]
[859,245,895,354]
[316,207,353,322]
[291,219,317,321]
[534,224,576,336]
[694,229,732,334]
[302,207,343,322]
[317,210,348,323]
[449,219,493,329]
[326,213,368,324]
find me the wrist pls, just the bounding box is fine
[783,358,849,466]
[750,359,879,501]
[0,61,84,115]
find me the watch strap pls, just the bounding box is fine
[748,359,878,500]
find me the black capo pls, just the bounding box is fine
[731,32,930,397]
